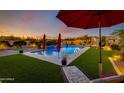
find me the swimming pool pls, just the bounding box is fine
[32,46,83,58]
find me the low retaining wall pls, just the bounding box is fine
[91,75,124,83]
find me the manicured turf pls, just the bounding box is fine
[0,54,64,83]
[0,47,116,82]
[70,47,116,79]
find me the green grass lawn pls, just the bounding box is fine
[70,47,116,79]
[0,47,116,82]
[0,54,64,83]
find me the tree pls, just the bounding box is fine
[83,35,89,45]
[111,29,124,47]
[101,36,106,47]
[37,41,41,49]
[46,40,57,46]
[13,41,27,48]
[111,29,124,60]
[0,41,11,47]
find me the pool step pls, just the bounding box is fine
[61,66,90,83]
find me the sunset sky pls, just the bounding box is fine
[0,10,124,38]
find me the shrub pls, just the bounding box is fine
[111,44,120,50]
[37,41,41,49]
[13,41,27,48]
[0,41,11,47]
[0,44,8,50]
[46,40,57,46]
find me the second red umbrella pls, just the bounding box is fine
[57,33,61,53]
[42,34,46,51]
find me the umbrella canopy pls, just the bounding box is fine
[42,34,46,50]
[57,10,124,76]
[57,10,124,29]
[57,33,61,53]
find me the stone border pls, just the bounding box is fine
[23,47,90,66]
[109,57,122,75]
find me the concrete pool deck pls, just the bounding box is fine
[0,50,18,57]
[0,48,38,57]
[23,47,90,66]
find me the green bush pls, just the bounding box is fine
[111,44,120,50]
[0,41,11,47]
[46,40,57,46]
[37,41,41,49]
[13,41,27,48]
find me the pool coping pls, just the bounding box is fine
[23,47,90,66]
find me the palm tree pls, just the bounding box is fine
[111,29,124,36]
[112,29,124,61]
[111,29,124,47]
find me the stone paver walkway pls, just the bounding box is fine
[62,66,90,83]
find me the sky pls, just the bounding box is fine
[0,10,124,38]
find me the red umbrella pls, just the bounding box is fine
[57,10,124,76]
[42,34,46,50]
[57,33,61,53]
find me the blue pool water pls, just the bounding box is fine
[32,46,83,58]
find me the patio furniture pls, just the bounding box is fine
[19,50,23,53]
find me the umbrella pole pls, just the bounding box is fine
[43,50,44,54]
[98,13,103,77]
[58,52,60,58]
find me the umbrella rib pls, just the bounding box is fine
[84,14,95,29]
[68,11,90,27]
[57,11,82,17]
[103,13,111,26]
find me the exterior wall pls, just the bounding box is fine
[59,35,120,46]
[63,39,83,45]
[90,36,120,46]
